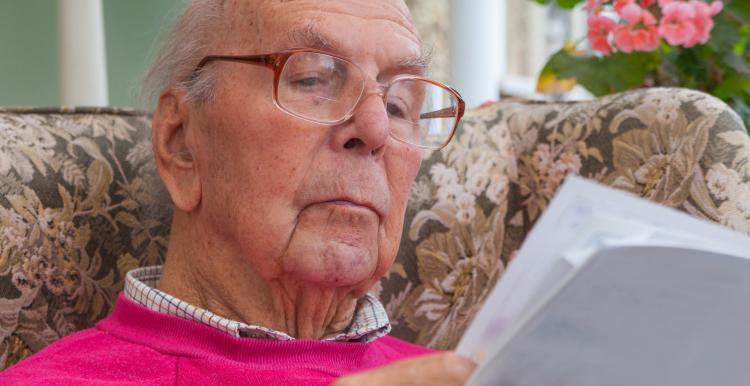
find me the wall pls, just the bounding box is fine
[103,0,182,107]
[0,0,182,108]
[0,0,59,107]
[0,1,506,108]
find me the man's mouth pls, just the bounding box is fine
[319,199,383,220]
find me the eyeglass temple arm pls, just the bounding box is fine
[419,106,457,119]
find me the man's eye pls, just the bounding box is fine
[387,94,416,121]
[386,102,407,119]
[290,75,328,89]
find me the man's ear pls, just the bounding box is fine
[152,90,202,212]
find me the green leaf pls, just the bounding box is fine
[541,50,660,96]
[711,73,750,100]
[726,0,750,24]
[708,14,742,53]
[554,0,584,9]
[673,48,711,87]
[731,97,750,134]
[532,0,584,9]
[736,26,750,56]
[723,52,750,75]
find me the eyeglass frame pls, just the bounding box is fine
[191,48,466,150]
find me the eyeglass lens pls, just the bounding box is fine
[277,51,458,149]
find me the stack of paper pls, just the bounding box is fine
[460,176,750,386]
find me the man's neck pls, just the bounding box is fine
[157,211,359,339]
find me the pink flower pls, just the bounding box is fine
[641,18,661,51]
[586,0,606,13]
[619,3,643,24]
[613,8,660,52]
[709,1,723,15]
[614,0,636,13]
[683,0,723,47]
[614,26,660,52]
[658,1,697,46]
[587,14,617,54]
[585,0,723,55]
[658,0,722,48]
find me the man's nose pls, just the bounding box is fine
[332,92,390,157]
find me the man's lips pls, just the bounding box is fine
[320,199,382,219]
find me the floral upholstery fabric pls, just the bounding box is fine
[375,87,750,349]
[0,108,172,369]
[1,88,749,369]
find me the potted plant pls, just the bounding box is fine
[535,0,750,132]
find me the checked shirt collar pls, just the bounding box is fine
[123,266,391,342]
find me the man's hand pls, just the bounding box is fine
[332,352,477,386]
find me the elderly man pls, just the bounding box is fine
[2,0,475,384]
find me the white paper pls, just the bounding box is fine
[469,246,750,386]
[457,176,750,363]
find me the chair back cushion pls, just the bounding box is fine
[2,88,749,368]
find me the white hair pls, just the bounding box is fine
[140,0,225,110]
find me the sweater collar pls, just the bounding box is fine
[97,293,413,373]
[123,266,391,342]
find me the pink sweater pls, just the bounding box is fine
[1,294,434,385]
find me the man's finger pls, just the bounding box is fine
[334,352,477,386]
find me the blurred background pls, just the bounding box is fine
[0,0,591,109]
[0,0,180,107]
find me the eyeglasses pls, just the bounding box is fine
[193,48,465,150]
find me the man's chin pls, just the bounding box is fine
[281,203,381,288]
[281,238,379,288]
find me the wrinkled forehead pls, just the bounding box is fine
[218,0,426,74]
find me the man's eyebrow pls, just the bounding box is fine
[288,25,341,51]
[287,24,432,76]
[396,47,432,76]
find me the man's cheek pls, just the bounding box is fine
[227,192,306,281]
[371,202,408,273]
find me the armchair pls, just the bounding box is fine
[1,88,749,369]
